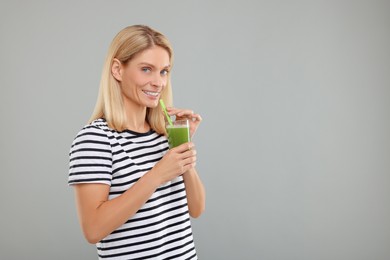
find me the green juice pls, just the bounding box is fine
[167,125,190,148]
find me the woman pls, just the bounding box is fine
[68,25,205,259]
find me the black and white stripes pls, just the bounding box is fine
[69,119,197,259]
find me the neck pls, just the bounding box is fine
[123,101,149,133]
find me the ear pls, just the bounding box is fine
[111,58,122,81]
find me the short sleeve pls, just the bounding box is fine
[68,125,113,186]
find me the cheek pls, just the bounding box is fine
[124,69,145,84]
[162,77,169,87]
[134,75,151,89]
[122,76,147,95]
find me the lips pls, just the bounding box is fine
[143,90,160,97]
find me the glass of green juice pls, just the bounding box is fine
[166,119,190,148]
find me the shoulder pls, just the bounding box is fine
[70,119,112,150]
[68,119,113,186]
[75,119,110,138]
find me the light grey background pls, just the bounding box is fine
[1,0,389,259]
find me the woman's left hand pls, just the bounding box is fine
[167,107,202,138]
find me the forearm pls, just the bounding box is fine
[76,141,199,243]
[182,168,206,218]
[76,171,161,244]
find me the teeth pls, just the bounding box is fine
[144,91,159,97]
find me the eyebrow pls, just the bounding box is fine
[139,62,171,69]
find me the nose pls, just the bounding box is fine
[151,73,165,89]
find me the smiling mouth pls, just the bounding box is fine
[143,90,160,97]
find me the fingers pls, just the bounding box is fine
[191,113,202,122]
[171,142,196,168]
[167,107,202,122]
[167,107,192,116]
[173,142,194,153]
[181,152,197,172]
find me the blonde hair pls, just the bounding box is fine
[89,25,173,134]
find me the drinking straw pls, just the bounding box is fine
[159,99,173,126]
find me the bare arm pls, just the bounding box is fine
[73,143,196,244]
[183,167,206,218]
[74,172,159,244]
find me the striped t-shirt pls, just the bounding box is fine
[68,118,197,259]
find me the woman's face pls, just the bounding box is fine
[117,45,170,110]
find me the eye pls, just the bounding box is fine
[160,69,169,76]
[142,67,151,73]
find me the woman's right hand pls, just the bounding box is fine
[151,142,197,184]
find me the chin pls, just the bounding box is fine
[146,100,159,108]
